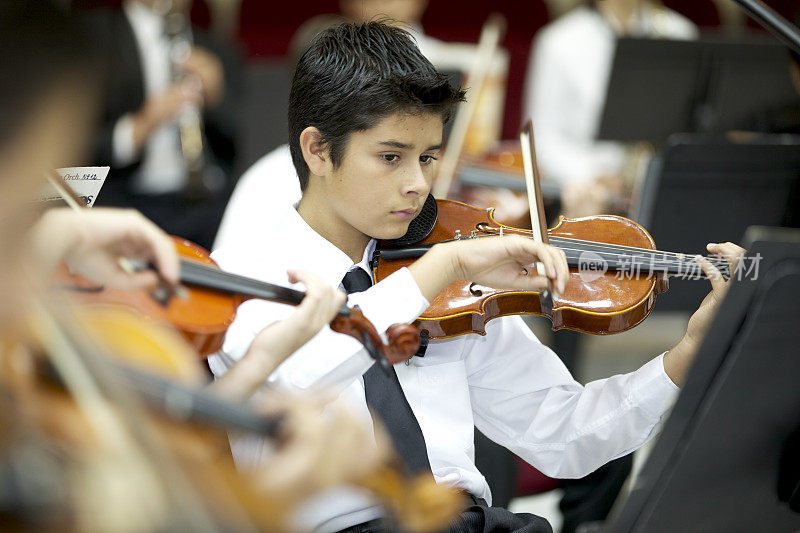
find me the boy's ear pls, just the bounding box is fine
[299,126,330,177]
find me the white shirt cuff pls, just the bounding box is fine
[629,351,681,420]
[112,114,138,167]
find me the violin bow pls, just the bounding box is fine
[431,14,506,199]
[520,120,558,305]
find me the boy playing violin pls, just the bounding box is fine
[209,21,743,532]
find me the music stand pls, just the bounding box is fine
[602,225,800,532]
[598,37,798,144]
[701,39,799,132]
[598,38,699,144]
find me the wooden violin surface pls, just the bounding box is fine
[374,199,669,339]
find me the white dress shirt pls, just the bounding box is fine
[208,204,680,531]
[112,0,187,194]
[213,144,301,251]
[522,5,697,185]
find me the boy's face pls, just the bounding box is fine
[324,111,443,241]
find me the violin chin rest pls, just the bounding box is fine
[382,194,438,247]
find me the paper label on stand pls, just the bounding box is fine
[39,167,109,207]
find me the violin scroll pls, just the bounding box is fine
[385,323,422,363]
[330,308,421,367]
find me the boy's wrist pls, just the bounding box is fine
[407,243,459,300]
[663,335,697,386]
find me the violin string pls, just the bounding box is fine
[438,232,729,271]
[550,237,729,267]
[407,235,727,281]
[494,227,711,260]
[513,230,728,268]
[411,236,721,279]
[552,244,729,270]
[476,224,711,259]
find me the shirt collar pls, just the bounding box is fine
[282,206,377,287]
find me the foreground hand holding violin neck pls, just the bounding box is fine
[407,234,569,302]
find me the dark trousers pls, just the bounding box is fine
[336,501,552,533]
[446,503,552,533]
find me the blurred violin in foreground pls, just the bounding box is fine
[46,171,420,368]
[54,238,420,369]
[4,292,460,532]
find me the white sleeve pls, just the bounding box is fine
[210,267,429,394]
[466,316,679,479]
[111,114,139,167]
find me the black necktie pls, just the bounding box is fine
[341,268,433,476]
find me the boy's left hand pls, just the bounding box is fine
[663,241,746,385]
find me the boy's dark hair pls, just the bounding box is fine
[288,21,465,191]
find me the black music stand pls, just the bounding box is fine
[598,37,798,144]
[601,226,800,533]
[632,134,800,312]
[597,38,699,144]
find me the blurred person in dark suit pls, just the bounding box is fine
[86,0,242,249]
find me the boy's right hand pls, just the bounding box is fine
[408,234,568,301]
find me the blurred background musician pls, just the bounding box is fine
[523,0,697,219]
[84,0,242,250]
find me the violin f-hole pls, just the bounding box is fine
[469,283,483,297]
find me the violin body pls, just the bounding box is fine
[373,199,669,338]
[55,238,239,357]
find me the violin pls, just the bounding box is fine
[55,237,420,368]
[372,196,730,338]
[5,288,460,531]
